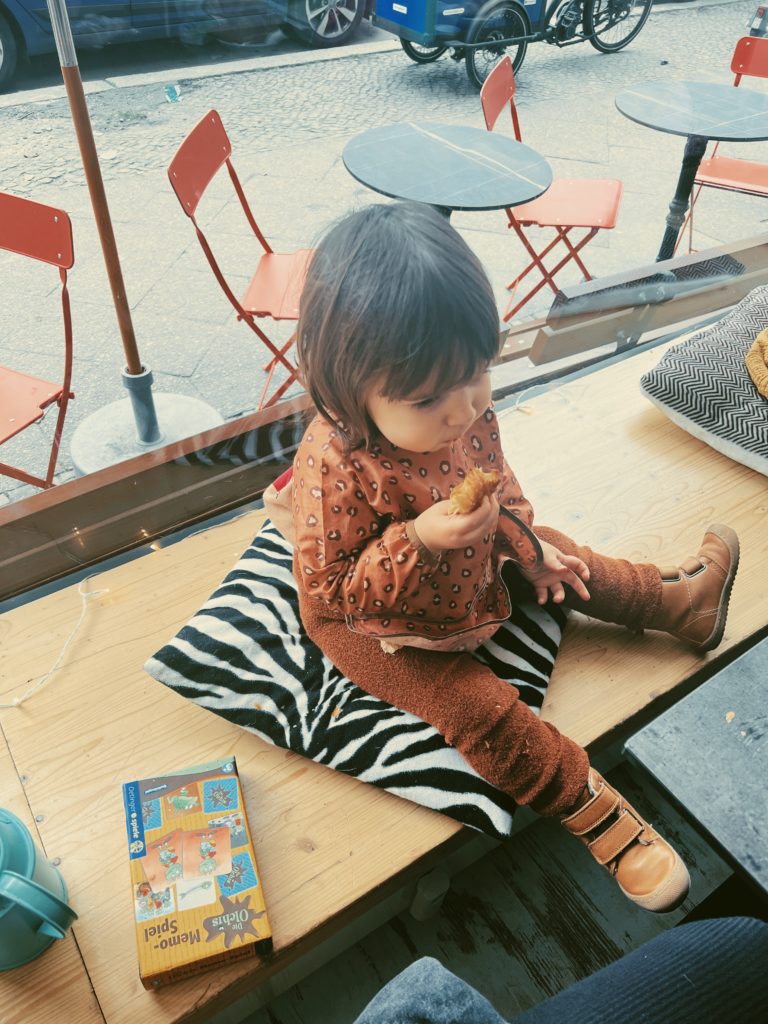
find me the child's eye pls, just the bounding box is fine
[414,396,438,409]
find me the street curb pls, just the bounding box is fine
[0,0,745,111]
[0,36,401,110]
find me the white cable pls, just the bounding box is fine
[0,506,262,710]
[0,575,109,709]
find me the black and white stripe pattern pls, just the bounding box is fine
[640,284,768,476]
[145,522,566,840]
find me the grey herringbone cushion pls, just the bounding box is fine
[640,285,768,476]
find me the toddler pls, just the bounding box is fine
[287,202,739,914]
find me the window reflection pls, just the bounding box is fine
[1,0,767,598]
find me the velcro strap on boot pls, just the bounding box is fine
[587,810,644,866]
[659,557,706,582]
[680,556,705,576]
[658,564,681,582]
[561,784,620,837]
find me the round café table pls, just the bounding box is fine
[342,121,552,218]
[616,80,768,261]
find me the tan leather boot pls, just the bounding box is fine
[561,769,690,913]
[645,524,740,652]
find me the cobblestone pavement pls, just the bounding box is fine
[0,0,764,503]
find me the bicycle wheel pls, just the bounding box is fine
[401,38,448,64]
[586,0,653,52]
[465,2,529,91]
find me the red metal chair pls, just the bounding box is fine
[480,56,623,322]
[167,109,313,409]
[0,192,75,490]
[675,36,768,255]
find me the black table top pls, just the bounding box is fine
[625,637,768,895]
[342,121,552,212]
[615,80,768,141]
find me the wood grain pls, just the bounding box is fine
[501,344,767,745]
[0,512,464,1024]
[0,738,105,1023]
[1,342,765,1022]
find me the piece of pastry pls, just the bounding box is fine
[449,468,501,514]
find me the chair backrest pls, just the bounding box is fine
[480,55,522,141]
[0,192,73,269]
[0,192,75,488]
[731,35,768,83]
[168,109,231,218]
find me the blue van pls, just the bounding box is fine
[0,0,370,90]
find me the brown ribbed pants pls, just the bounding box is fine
[296,526,663,818]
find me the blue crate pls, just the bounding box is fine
[374,0,481,45]
[374,0,544,47]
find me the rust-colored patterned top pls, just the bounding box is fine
[292,407,541,652]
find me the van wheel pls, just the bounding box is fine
[284,0,363,48]
[0,14,18,91]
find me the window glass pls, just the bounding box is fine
[1,0,766,596]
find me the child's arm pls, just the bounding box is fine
[495,452,589,604]
[292,453,442,617]
[494,451,540,568]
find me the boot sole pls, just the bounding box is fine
[697,523,740,653]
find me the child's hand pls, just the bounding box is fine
[519,540,591,605]
[413,497,499,555]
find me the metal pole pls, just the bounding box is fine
[46,0,161,443]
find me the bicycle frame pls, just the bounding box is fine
[375,0,628,52]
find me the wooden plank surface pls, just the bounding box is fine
[0,737,105,1023]
[1,342,765,1023]
[0,511,466,1024]
[504,344,767,743]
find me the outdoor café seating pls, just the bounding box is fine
[0,192,75,490]
[3,16,768,1024]
[677,35,768,254]
[167,109,313,411]
[480,55,624,322]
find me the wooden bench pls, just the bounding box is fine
[1,341,765,1024]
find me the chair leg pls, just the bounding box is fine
[0,461,49,489]
[673,182,703,256]
[44,393,71,487]
[262,332,296,375]
[505,222,564,293]
[504,227,599,322]
[242,315,298,377]
[259,368,301,410]
[252,327,300,409]
[556,227,594,283]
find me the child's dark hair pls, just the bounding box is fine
[297,202,500,449]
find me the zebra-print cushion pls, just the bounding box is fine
[145,522,566,840]
[640,284,768,476]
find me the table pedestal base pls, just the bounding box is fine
[656,134,708,262]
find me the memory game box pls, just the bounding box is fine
[122,756,272,989]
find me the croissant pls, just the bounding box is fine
[449,468,501,514]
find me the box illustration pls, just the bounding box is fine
[122,757,272,988]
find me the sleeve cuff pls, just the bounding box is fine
[405,520,442,567]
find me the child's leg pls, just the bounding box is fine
[536,523,739,652]
[297,575,688,912]
[296,572,588,816]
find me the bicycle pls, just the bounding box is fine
[375,0,654,90]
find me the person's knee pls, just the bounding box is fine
[353,956,506,1024]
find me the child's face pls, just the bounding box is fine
[366,368,492,453]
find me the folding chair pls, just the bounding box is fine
[167,110,313,409]
[675,36,768,255]
[480,56,623,322]
[0,192,75,490]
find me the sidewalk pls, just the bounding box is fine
[0,0,763,504]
